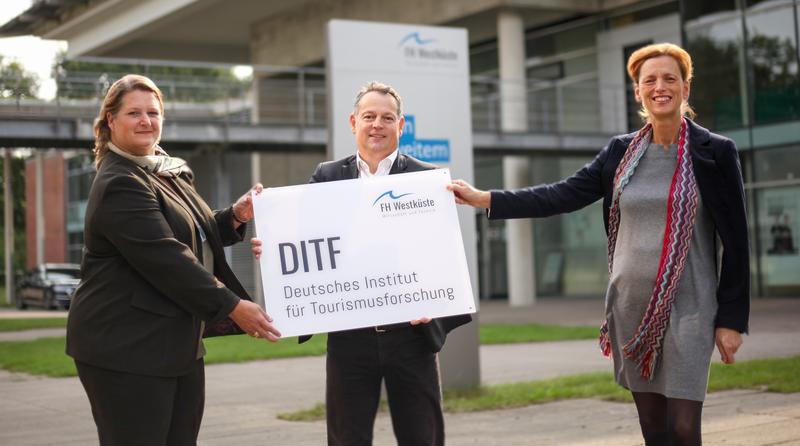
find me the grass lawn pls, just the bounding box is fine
[279,355,800,421]
[0,321,599,377]
[0,318,67,332]
[0,337,76,377]
[480,324,597,345]
[204,334,327,365]
[445,355,800,413]
[0,334,328,377]
[0,286,9,308]
[1,324,797,420]
[0,318,597,343]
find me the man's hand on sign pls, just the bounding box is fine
[251,237,263,260]
[410,317,432,325]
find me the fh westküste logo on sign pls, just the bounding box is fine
[252,169,476,337]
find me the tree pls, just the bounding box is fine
[685,33,743,130]
[688,31,800,129]
[0,56,39,101]
[748,33,800,125]
[53,51,249,102]
[0,153,28,278]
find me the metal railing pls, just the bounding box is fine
[0,57,625,134]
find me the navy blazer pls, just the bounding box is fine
[489,119,750,333]
[298,153,473,352]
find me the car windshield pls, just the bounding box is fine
[45,269,80,280]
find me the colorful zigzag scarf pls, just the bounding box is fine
[599,117,699,381]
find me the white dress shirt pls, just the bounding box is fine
[356,148,398,178]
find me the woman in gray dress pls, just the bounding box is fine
[449,43,749,445]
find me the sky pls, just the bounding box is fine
[0,0,68,99]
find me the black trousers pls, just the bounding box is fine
[75,359,205,446]
[326,326,444,446]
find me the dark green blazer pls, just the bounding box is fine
[67,150,248,377]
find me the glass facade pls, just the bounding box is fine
[682,0,800,296]
[525,22,604,133]
[473,156,507,299]
[745,0,800,125]
[65,153,95,263]
[531,156,606,297]
[684,7,748,130]
[751,145,800,296]
[471,0,800,299]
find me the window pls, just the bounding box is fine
[682,0,738,22]
[745,1,800,124]
[623,41,653,132]
[685,17,748,130]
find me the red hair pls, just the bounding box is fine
[626,42,696,120]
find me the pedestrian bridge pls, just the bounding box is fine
[0,57,613,153]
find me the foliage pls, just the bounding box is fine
[54,51,250,102]
[747,34,800,124]
[277,403,327,422]
[0,56,39,101]
[687,31,800,129]
[0,154,28,279]
[685,34,744,130]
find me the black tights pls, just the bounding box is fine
[632,392,703,446]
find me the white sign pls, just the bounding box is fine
[253,169,476,338]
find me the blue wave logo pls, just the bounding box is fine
[372,190,413,206]
[398,32,435,47]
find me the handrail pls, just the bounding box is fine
[0,57,616,133]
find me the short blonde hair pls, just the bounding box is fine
[352,81,403,116]
[626,42,696,121]
[93,74,164,167]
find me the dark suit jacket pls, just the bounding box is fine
[489,119,750,333]
[66,150,249,377]
[298,153,472,352]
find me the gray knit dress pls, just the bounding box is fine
[604,142,718,402]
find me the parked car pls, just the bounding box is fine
[16,263,81,310]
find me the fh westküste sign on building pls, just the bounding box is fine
[325,17,479,323]
[326,19,473,168]
[252,169,475,338]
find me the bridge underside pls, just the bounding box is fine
[0,117,609,155]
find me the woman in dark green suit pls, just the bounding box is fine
[67,74,281,446]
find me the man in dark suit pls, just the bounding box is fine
[254,81,471,445]
[315,81,471,446]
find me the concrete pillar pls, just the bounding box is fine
[498,10,536,306]
[4,150,14,305]
[503,156,536,306]
[497,9,528,132]
[250,74,262,125]
[35,150,44,266]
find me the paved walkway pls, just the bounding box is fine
[0,298,798,445]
